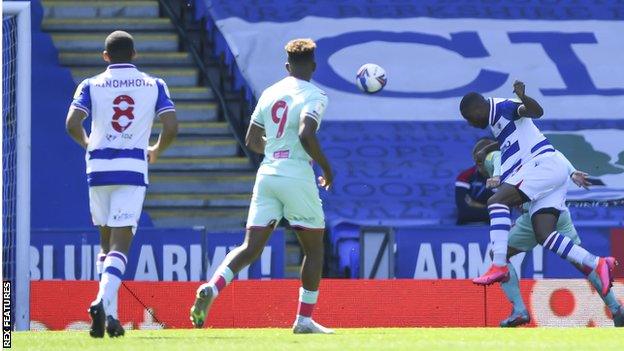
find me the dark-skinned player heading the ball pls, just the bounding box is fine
[459,80,617,296]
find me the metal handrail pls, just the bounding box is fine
[156,0,257,165]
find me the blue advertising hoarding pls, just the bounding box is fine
[30,228,285,281]
[393,225,613,279]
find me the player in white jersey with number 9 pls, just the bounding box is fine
[65,31,178,338]
[190,38,334,334]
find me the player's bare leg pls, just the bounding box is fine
[191,226,273,328]
[499,247,530,327]
[96,226,111,282]
[474,184,525,285]
[532,211,617,297]
[89,227,133,338]
[292,228,334,334]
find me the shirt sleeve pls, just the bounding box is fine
[556,150,576,175]
[455,166,475,189]
[498,99,522,121]
[300,92,328,129]
[70,79,91,115]
[155,78,175,117]
[488,151,502,177]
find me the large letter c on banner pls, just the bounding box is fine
[314,31,508,98]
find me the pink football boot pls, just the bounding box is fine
[473,264,510,285]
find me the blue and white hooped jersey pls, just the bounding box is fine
[488,97,555,181]
[71,64,175,187]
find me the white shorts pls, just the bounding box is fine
[504,153,568,216]
[246,174,325,230]
[89,185,146,232]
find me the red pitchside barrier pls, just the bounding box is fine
[30,279,624,330]
[612,228,624,278]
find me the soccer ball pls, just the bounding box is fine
[356,63,387,94]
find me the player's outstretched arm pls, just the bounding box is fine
[299,117,333,190]
[65,108,89,149]
[148,111,178,163]
[557,150,592,189]
[514,80,544,118]
[245,124,266,155]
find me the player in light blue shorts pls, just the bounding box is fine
[476,146,623,327]
[190,39,334,334]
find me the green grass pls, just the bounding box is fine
[12,328,624,351]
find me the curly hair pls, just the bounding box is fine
[285,38,316,63]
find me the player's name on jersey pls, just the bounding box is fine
[92,78,155,88]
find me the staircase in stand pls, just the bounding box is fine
[42,0,255,231]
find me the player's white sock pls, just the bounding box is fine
[488,204,511,266]
[544,231,598,269]
[207,265,234,297]
[296,287,319,322]
[587,271,621,314]
[95,252,106,278]
[95,251,127,319]
[95,252,106,280]
[500,263,527,313]
[95,252,119,319]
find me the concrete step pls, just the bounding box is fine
[51,33,178,52]
[145,193,250,208]
[149,157,252,171]
[149,172,255,194]
[42,17,173,31]
[43,1,160,19]
[159,138,238,158]
[169,87,214,101]
[59,51,192,66]
[173,102,218,121]
[153,121,230,136]
[146,208,248,230]
[70,67,198,87]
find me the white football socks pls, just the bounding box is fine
[95,251,127,319]
[488,204,511,266]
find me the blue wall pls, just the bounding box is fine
[28,0,150,228]
[29,0,91,228]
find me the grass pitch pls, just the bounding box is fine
[12,328,624,351]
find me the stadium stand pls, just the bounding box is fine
[190,1,624,227]
[13,0,624,333]
[27,0,94,228]
[39,0,257,230]
[190,0,624,277]
[27,0,624,276]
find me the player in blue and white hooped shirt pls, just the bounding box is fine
[460,80,616,294]
[66,31,178,338]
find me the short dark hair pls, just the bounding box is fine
[285,38,316,64]
[105,31,134,63]
[472,137,497,156]
[460,92,484,115]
